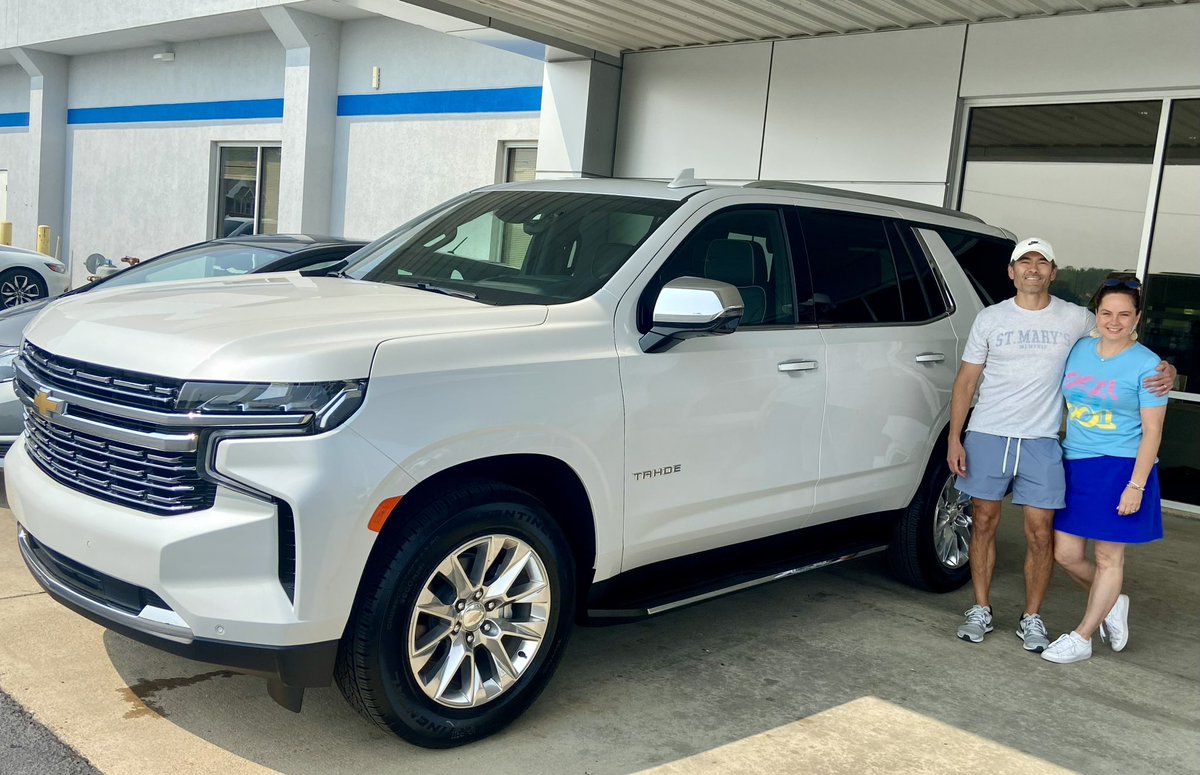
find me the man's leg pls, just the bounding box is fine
[1022,505,1056,615]
[969,498,1003,608]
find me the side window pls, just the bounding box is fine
[892,222,950,321]
[798,210,905,325]
[639,207,803,332]
[934,229,1016,306]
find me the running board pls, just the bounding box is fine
[588,545,886,620]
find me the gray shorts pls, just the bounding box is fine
[956,431,1066,509]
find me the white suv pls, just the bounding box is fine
[6,176,1016,747]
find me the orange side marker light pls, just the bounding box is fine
[368,496,402,532]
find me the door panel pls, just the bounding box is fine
[618,203,826,570]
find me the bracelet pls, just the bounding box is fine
[1126,481,1146,492]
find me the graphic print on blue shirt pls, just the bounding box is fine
[1061,339,1168,460]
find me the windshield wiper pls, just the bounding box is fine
[393,281,477,299]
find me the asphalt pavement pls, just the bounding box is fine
[1,687,98,775]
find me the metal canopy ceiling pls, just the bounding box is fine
[415,0,1200,58]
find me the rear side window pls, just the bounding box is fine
[934,229,1015,306]
[892,223,950,321]
[797,210,906,325]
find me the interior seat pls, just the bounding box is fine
[703,239,768,325]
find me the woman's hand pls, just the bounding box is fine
[1118,485,1143,516]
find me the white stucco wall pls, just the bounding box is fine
[331,17,542,238]
[67,32,283,108]
[0,63,26,113]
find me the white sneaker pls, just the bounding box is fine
[1099,594,1130,652]
[1042,631,1093,664]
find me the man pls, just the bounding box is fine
[947,237,1175,652]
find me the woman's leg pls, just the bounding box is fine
[1054,530,1093,589]
[1074,541,1125,641]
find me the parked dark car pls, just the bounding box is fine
[0,234,365,462]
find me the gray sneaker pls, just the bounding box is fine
[1016,613,1050,652]
[1099,594,1130,652]
[957,605,993,643]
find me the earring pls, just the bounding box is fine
[1131,331,1138,342]
[1089,328,1100,338]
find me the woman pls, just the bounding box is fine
[1042,277,1169,664]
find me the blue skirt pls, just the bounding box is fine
[1055,456,1162,544]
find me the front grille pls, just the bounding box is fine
[21,342,182,410]
[23,407,215,515]
[24,529,171,616]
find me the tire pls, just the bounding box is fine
[0,268,48,308]
[888,451,973,592]
[336,480,576,748]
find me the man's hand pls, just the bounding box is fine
[948,439,967,478]
[1144,360,1177,397]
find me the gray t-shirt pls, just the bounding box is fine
[962,296,1095,439]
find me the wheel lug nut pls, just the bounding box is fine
[466,634,474,643]
[486,601,496,610]
[473,591,482,600]
[456,601,465,611]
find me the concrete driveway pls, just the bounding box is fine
[1,487,1197,775]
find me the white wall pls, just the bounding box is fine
[337,17,543,94]
[65,121,282,279]
[614,42,771,182]
[63,33,286,278]
[0,63,25,113]
[961,4,1200,97]
[67,32,283,107]
[760,26,965,206]
[331,17,542,238]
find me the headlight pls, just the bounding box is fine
[42,262,66,274]
[0,346,20,383]
[177,379,367,431]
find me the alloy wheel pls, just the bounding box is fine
[407,534,552,708]
[0,272,44,307]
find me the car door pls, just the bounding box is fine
[793,207,959,523]
[617,202,827,570]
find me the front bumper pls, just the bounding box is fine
[18,524,338,688]
[4,424,414,678]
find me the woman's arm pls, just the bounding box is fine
[1118,405,1168,516]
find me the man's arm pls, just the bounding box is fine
[1144,360,1177,397]
[947,361,984,478]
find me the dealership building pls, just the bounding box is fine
[0,0,1197,511]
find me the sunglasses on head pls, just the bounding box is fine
[1102,277,1142,290]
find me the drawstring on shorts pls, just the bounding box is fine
[1001,437,1023,478]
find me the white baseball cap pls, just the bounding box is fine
[1010,237,1056,264]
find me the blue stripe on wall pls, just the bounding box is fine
[67,98,284,125]
[337,86,541,117]
[0,112,30,128]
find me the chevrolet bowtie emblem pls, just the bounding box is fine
[33,390,62,420]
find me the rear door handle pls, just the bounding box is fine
[915,352,946,363]
[779,360,818,372]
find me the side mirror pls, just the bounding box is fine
[639,276,744,353]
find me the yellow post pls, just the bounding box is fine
[36,225,51,255]
[0,222,11,246]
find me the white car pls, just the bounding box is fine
[6,175,1016,747]
[0,245,69,309]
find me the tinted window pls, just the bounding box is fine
[798,210,904,325]
[639,206,802,331]
[347,191,680,306]
[892,223,949,321]
[99,244,287,289]
[934,229,1015,306]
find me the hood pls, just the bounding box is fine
[23,274,548,382]
[0,299,50,346]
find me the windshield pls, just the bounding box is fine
[97,243,289,290]
[344,190,681,305]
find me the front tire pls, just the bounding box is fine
[336,481,575,748]
[0,268,48,308]
[888,453,972,592]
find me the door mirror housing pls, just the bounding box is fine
[639,277,745,353]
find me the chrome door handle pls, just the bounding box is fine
[779,360,818,372]
[915,352,946,363]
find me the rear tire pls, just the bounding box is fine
[888,452,972,592]
[336,480,575,748]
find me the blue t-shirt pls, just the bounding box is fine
[1061,340,1167,460]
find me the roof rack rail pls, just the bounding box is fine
[744,180,982,223]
